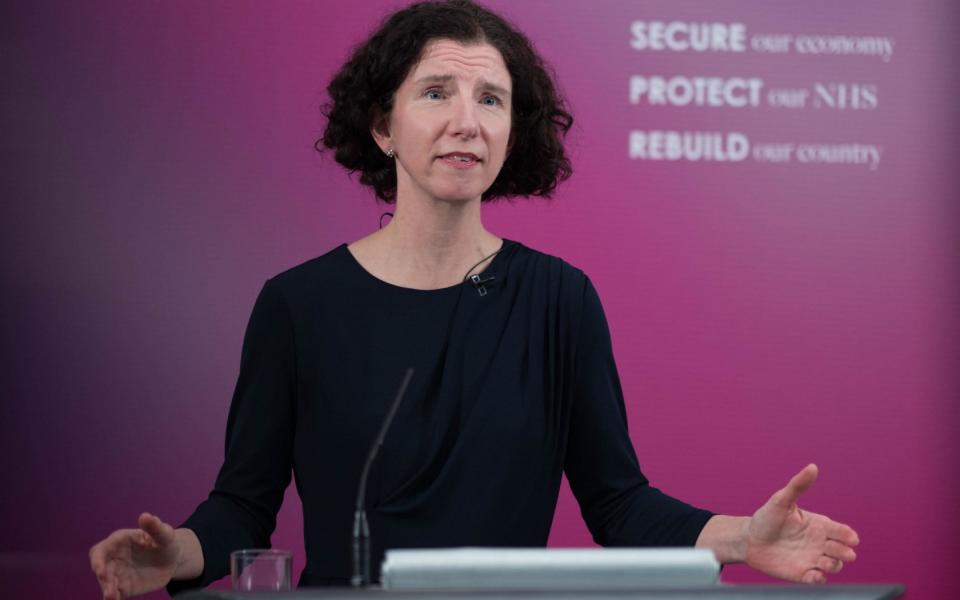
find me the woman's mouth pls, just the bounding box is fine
[438,153,481,169]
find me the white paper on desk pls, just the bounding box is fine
[381,547,720,590]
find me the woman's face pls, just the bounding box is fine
[374,39,512,205]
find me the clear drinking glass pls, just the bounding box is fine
[230,549,293,592]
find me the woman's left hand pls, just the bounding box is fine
[744,464,860,583]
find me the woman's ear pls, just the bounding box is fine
[370,109,392,154]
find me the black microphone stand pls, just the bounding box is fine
[351,367,415,587]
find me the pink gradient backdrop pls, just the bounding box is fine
[1,1,956,598]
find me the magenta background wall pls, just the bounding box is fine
[1,1,957,598]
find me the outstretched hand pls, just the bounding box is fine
[745,464,860,584]
[89,512,180,600]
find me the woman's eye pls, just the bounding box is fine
[425,89,443,100]
[481,95,501,106]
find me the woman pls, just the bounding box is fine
[89,1,859,598]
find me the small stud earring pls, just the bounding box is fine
[385,148,395,158]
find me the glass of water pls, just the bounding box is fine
[230,549,293,592]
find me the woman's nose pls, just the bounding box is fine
[447,96,480,139]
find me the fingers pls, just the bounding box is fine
[824,539,857,562]
[816,555,844,574]
[90,540,115,596]
[104,577,118,600]
[827,521,860,547]
[801,569,827,584]
[89,542,104,575]
[801,540,854,585]
[138,512,175,547]
[770,463,818,509]
[105,558,120,599]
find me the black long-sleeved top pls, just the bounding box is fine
[168,241,712,594]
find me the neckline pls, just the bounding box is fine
[340,239,515,294]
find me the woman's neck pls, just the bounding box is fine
[348,196,502,290]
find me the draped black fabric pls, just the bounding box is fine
[168,242,712,595]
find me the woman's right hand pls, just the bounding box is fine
[89,512,180,600]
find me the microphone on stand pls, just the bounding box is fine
[351,367,415,587]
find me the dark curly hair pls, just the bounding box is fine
[318,0,573,203]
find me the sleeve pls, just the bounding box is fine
[563,276,713,547]
[168,277,297,595]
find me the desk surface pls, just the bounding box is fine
[180,585,904,600]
